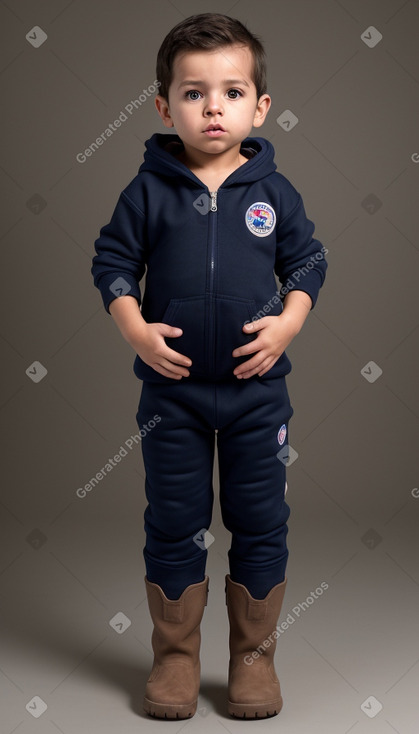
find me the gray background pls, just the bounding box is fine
[1,0,418,732]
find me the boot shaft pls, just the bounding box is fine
[145,576,209,662]
[225,575,287,661]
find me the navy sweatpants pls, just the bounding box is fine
[136,375,293,600]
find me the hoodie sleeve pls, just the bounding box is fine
[274,178,327,309]
[91,190,147,313]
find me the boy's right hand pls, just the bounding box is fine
[108,296,191,379]
[128,322,192,380]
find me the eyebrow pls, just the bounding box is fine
[178,79,250,89]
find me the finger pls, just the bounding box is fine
[239,356,274,380]
[232,341,260,358]
[158,323,183,338]
[242,318,266,334]
[237,365,261,379]
[158,357,190,377]
[156,366,184,379]
[257,357,277,377]
[162,346,192,367]
[233,352,265,377]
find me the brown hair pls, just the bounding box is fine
[156,13,267,101]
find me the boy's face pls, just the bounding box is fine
[155,44,271,158]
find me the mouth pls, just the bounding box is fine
[203,124,226,137]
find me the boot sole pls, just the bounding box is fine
[228,697,283,719]
[143,697,197,719]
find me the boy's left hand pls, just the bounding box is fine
[233,290,312,379]
[232,315,295,379]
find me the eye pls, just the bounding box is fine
[227,89,242,99]
[185,90,202,100]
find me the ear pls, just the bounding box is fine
[155,95,174,128]
[252,94,271,128]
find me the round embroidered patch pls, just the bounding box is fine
[245,202,276,237]
[277,424,287,446]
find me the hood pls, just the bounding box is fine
[138,133,277,187]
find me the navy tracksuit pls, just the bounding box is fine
[92,133,327,599]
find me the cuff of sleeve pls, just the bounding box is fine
[96,272,141,313]
[281,270,323,309]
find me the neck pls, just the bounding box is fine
[177,142,245,175]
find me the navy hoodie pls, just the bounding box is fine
[91,133,327,383]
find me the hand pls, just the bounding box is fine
[232,314,298,379]
[233,291,312,379]
[129,322,192,380]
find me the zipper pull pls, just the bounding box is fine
[210,191,218,212]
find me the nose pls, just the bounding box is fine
[204,94,223,116]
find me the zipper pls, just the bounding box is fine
[209,191,217,292]
[208,190,218,375]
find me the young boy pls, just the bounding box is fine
[91,13,327,721]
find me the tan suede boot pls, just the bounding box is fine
[143,575,209,719]
[225,574,287,718]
